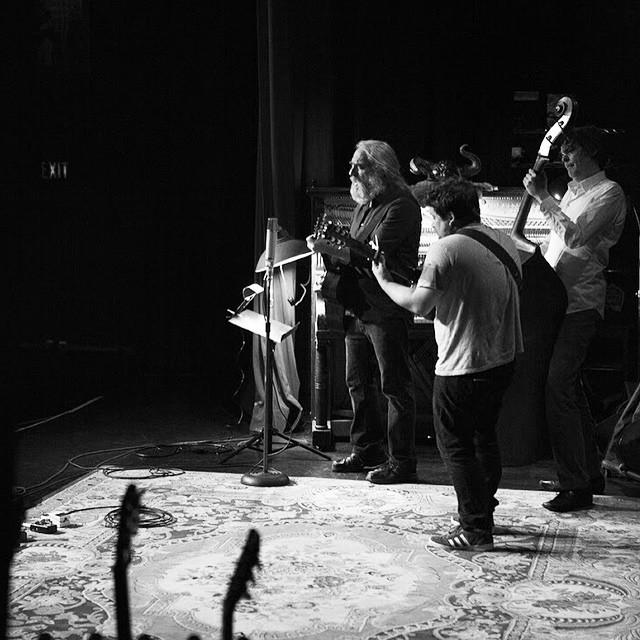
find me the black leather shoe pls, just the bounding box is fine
[332,453,386,473]
[542,490,593,513]
[539,477,606,495]
[366,463,418,484]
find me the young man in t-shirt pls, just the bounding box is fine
[372,177,523,551]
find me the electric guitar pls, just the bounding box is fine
[113,484,143,640]
[221,528,261,640]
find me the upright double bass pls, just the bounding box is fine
[495,97,575,465]
[511,96,575,255]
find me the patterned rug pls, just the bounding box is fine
[9,470,640,640]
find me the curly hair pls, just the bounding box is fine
[560,126,610,169]
[415,177,481,228]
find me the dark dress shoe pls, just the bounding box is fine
[332,453,386,473]
[366,463,418,484]
[539,477,606,495]
[542,490,593,513]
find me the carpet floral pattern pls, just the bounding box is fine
[9,471,640,639]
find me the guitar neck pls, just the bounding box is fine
[222,605,234,640]
[316,220,415,285]
[113,568,132,640]
[343,236,375,262]
[339,237,414,285]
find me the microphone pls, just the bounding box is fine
[265,217,278,268]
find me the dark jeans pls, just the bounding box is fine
[345,315,416,470]
[433,361,515,533]
[546,309,601,490]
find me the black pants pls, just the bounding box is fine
[345,315,416,470]
[433,362,515,532]
[546,309,601,490]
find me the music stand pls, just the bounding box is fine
[225,218,331,486]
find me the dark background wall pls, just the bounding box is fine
[8,0,640,422]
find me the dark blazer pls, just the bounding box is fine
[332,186,421,322]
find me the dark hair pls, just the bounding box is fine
[560,125,610,169]
[417,177,481,228]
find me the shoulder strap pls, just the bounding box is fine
[457,228,522,291]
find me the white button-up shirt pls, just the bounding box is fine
[539,171,626,316]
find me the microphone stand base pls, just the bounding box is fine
[241,468,290,487]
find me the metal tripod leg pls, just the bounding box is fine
[219,428,332,464]
[218,431,265,464]
[270,430,333,460]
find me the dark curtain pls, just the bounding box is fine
[252,0,335,422]
[254,0,334,259]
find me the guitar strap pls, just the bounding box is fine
[457,228,522,291]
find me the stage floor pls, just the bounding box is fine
[14,389,640,508]
[11,390,640,638]
[10,468,640,639]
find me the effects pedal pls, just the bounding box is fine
[29,518,58,534]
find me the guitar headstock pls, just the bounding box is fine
[315,219,351,248]
[222,529,260,640]
[224,529,261,612]
[312,215,379,268]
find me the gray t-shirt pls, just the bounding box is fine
[417,223,523,376]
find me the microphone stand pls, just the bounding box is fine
[224,218,332,485]
[241,227,290,487]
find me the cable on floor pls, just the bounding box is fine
[102,467,185,480]
[14,396,104,433]
[104,504,177,528]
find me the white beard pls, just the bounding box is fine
[350,180,371,204]
[350,175,384,205]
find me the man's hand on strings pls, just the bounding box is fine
[371,236,391,283]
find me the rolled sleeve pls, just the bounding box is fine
[539,196,573,243]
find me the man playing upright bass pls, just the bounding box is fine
[523,125,627,512]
